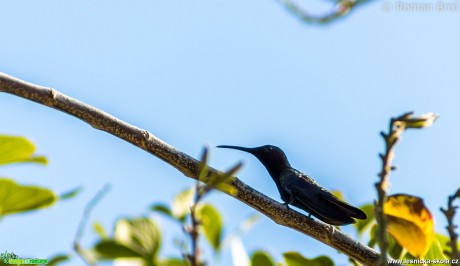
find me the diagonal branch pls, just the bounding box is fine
[0,72,397,266]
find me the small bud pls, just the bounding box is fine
[403,113,438,129]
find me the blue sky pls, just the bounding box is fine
[1,0,459,265]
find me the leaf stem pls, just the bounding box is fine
[73,184,111,266]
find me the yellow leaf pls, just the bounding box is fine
[0,135,47,166]
[0,178,57,215]
[384,194,434,258]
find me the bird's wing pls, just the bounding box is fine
[318,192,367,219]
[280,169,365,225]
[291,198,355,225]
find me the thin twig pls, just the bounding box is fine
[73,184,111,266]
[375,115,405,265]
[278,0,356,24]
[375,112,437,265]
[440,188,460,263]
[187,181,203,266]
[278,0,380,25]
[0,72,399,266]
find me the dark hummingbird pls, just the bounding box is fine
[217,145,366,225]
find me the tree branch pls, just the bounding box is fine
[375,115,407,265]
[0,72,396,266]
[277,0,376,25]
[279,0,355,24]
[440,188,460,262]
[374,111,437,265]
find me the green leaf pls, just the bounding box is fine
[209,162,242,186]
[172,187,195,221]
[59,186,83,200]
[434,233,460,257]
[283,252,335,266]
[198,204,223,250]
[222,161,243,178]
[93,221,108,240]
[435,233,451,254]
[251,251,275,266]
[158,258,189,266]
[368,224,378,247]
[214,182,238,196]
[95,240,144,259]
[197,147,209,182]
[368,223,404,259]
[47,254,70,266]
[205,162,242,196]
[114,217,162,259]
[349,258,359,266]
[424,236,448,261]
[150,203,174,219]
[387,234,403,259]
[354,203,375,234]
[330,190,344,200]
[0,178,57,215]
[0,135,47,165]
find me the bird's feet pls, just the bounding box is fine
[283,202,291,210]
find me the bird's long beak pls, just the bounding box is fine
[217,145,255,154]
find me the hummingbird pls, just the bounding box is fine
[217,145,366,225]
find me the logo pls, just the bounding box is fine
[1,251,48,265]
[381,0,460,12]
